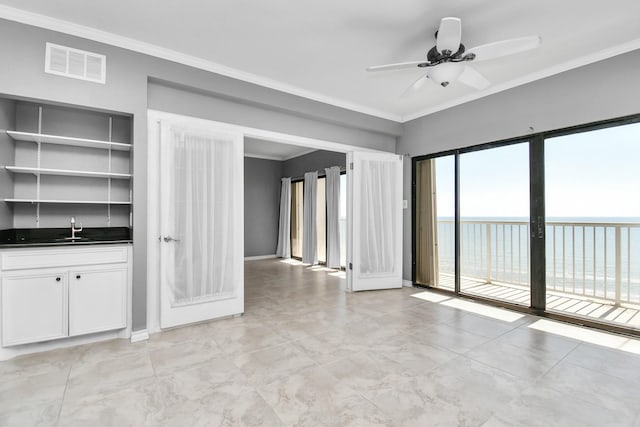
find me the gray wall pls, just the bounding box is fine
[0,19,398,331]
[283,150,346,179]
[0,98,15,229]
[244,150,346,257]
[397,49,640,281]
[244,157,283,257]
[147,82,397,151]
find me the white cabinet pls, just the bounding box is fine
[69,266,127,336]
[1,270,68,346]
[0,245,131,347]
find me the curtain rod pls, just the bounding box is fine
[289,165,346,182]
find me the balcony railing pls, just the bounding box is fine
[437,219,640,305]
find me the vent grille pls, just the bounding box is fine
[45,43,106,84]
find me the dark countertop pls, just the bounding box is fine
[0,227,132,248]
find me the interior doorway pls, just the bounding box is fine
[146,110,403,333]
[243,136,347,270]
[147,111,359,333]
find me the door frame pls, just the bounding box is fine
[146,109,387,333]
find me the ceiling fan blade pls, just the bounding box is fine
[436,17,462,53]
[366,61,429,72]
[400,75,428,97]
[458,65,490,90]
[466,35,541,62]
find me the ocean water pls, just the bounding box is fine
[435,217,640,303]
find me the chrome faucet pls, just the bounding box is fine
[70,216,83,239]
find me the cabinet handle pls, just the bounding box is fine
[56,277,61,282]
[76,275,81,280]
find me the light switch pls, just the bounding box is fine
[402,200,408,209]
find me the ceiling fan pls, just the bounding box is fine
[366,17,541,95]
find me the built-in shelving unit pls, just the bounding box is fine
[1,101,133,228]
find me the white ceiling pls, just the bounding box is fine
[2,1,640,122]
[244,137,316,161]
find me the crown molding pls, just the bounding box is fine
[244,147,318,161]
[244,152,284,161]
[282,148,318,161]
[401,37,640,123]
[0,5,402,122]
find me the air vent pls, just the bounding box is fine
[45,43,106,84]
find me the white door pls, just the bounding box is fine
[347,151,403,291]
[159,119,244,328]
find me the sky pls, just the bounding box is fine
[434,122,640,219]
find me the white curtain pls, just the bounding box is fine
[325,166,341,268]
[276,177,291,258]
[416,159,438,285]
[360,160,396,275]
[302,171,318,264]
[166,128,236,306]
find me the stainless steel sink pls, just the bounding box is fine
[54,237,90,242]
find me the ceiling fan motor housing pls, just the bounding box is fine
[427,44,467,64]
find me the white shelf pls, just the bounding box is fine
[5,166,132,179]
[4,199,132,205]
[6,131,131,152]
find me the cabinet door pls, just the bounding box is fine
[2,270,68,346]
[69,265,127,336]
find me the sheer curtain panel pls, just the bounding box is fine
[165,127,237,306]
[302,171,318,264]
[360,159,397,275]
[325,166,341,268]
[276,177,292,258]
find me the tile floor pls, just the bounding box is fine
[2,258,640,426]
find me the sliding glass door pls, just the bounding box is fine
[459,143,530,305]
[290,174,346,267]
[415,155,455,290]
[545,122,640,330]
[413,115,640,334]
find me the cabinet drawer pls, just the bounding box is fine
[1,245,129,270]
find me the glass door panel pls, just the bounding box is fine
[340,174,347,268]
[459,143,530,305]
[317,177,327,264]
[545,123,640,330]
[415,155,455,290]
[291,180,304,258]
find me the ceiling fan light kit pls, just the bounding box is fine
[427,62,464,87]
[367,17,541,96]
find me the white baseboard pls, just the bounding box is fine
[0,330,123,361]
[402,279,414,288]
[130,329,149,343]
[244,254,277,261]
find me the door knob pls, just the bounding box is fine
[163,236,180,242]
